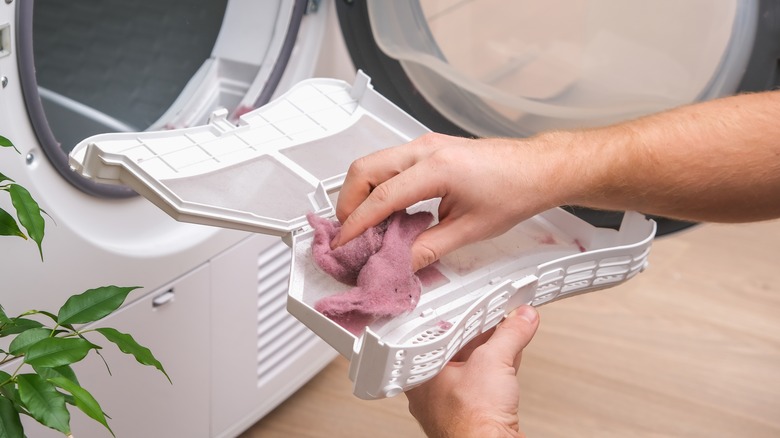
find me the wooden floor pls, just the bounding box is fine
[242,219,780,438]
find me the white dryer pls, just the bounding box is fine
[0,1,777,437]
[1,1,350,437]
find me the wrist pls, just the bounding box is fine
[535,125,640,212]
[415,408,524,438]
[521,129,594,210]
[451,416,524,438]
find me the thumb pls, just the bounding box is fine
[483,305,540,366]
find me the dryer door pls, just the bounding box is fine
[335,0,780,235]
[2,3,341,437]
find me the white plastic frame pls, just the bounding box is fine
[288,203,655,399]
[69,72,656,400]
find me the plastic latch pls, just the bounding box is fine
[283,223,315,247]
[510,275,539,306]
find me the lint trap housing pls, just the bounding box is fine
[69,72,656,400]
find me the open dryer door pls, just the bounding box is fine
[336,0,780,235]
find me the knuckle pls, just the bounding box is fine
[369,182,394,204]
[416,132,447,149]
[416,242,441,268]
[346,156,369,178]
[334,204,351,223]
[428,148,452,167]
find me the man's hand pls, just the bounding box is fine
[405,305,540,438]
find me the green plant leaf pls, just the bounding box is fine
[0,306,10,324]
[0,371,16,403]
[0,170,13,184]
[95,328,171,383]
[0,135,14,147]
[0,318,44,337]
[32,310,60,325]
[16,374,70,435]
[0,372,27,417]
[23,337,97,368]
[0,396,24,438]
[8,184,45,260]
[33,365,79,386]
[0,370,16,398]
[0,208,25,239]
[48,377,114,436]
[60,392,76,406]
[57,286,140,326]
[8,327,51,356]
[0,135,19,153]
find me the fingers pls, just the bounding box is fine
[449,305,539,365]
[410,217,481,271]
[334,133,461,248]
[450,328,495,362]
[334,154,445,248]
[483,305,540,368]
[335,145,421,222]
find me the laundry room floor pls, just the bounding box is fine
[241,218,780,438]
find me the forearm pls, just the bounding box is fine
[553,91,780,222]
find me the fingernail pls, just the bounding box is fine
[509,305,538,323]
[330,230,341,249]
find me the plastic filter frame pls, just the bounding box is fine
[69,72,656,400]
[289,203,654,399]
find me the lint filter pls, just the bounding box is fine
[69,71,657,400]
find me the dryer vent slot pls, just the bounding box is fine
[256,241,319,387]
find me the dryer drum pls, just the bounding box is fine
[17,0,308,198]
[336,0,780,236]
